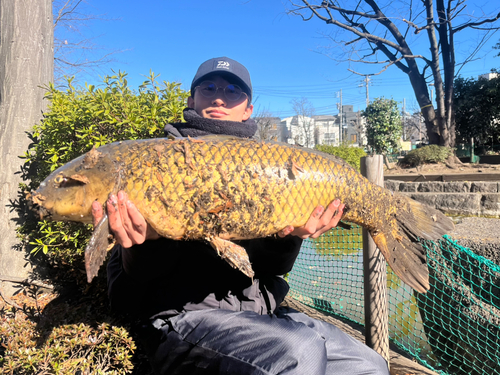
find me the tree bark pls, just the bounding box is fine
[0,0,53,295]
[405,60,440,145]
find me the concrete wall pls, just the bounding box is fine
[385,180,500,217]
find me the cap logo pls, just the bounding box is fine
[216,61,230,70]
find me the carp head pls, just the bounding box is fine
[28,147,118,224]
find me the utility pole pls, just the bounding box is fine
[364,75,371,106]
[336,89,343,145]
[356,109,361,145]
[402,98,406,141]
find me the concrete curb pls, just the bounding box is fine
[385,180,500,217]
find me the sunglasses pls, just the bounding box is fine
[195,81,247,102]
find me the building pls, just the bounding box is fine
[479,72,499,81]
[252,105,367,149]
[254,116,284,141]
[314,106,367,147]
[313,115,338,146]
[280,115,316,148]
[339,105,366,147]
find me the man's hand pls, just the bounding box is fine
[278,199,345,239]
[91,191,160,248]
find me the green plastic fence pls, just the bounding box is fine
[288,226,500,375]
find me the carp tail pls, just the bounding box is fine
[371,195,454,293]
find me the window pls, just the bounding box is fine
[324,133,336,143]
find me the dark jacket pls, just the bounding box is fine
[107,109,303,320]
[107,236,302,320]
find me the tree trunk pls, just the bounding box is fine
[403,59,440,144]
[0,0,53,296]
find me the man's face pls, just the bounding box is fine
[188,75,253,122]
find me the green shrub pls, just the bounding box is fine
[362,97,402,155]
[0,313,136,375]
[399,145,453,167]
[5,71,189,375]
[315,143,367,172]
[17,71,189,276]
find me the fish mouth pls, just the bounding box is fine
[26,191,52,221]
[34,205,52,221]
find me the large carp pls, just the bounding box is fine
[28,136,454,292]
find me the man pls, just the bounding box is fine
[92,57,389,374]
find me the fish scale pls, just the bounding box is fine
[122,139,308,239]
[28,136,454,292]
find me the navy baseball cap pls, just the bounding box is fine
[191,57,252,103]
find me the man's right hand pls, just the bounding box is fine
[91,191,160,248]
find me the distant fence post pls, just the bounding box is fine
[360,155,390,366]
[470,137,475,163]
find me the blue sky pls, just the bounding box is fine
[68,0,500,118]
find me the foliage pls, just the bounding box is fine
[454,75,500,149]
[5,71,187,374]
[362,98,402,155]
[0,278,146,375]
[399,145,454,167]
[315,143,367,172]
[0,316,135,374]
[494,39,500,58]
[17,71,189,276]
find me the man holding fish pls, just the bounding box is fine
[92,57,390,374]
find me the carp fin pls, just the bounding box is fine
[372,230,430,293]
[371,195,454,294]
[208,236,255,280]
[85,213,111,283]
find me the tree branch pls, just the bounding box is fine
[298,0,409,54]
[54,0,84,27]
[454,11,500,33]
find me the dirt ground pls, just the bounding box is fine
[384,160,500,175]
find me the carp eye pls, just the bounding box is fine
[54,174,66,184]
[55,174,90,188]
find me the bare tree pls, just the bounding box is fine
[0,0,53,294]
[288,0,500,148]
[253,107,281,141]
[53,0,120,82]
[403,99,429,143]
[403,112,427,143]
[291,97,316,147]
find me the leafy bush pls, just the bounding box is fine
[399,145,454,167]
[17,71,189,277]
[362,98,402,155]
[315,143,367,172]
[5,71,189,374]
[0,314,136,375]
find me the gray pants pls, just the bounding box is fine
[142,307,389,375]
